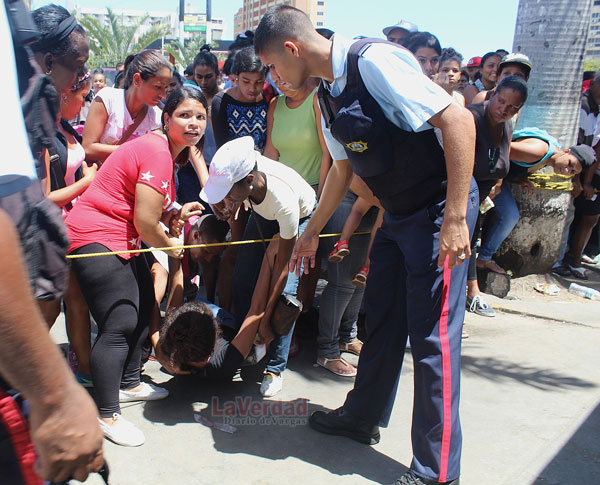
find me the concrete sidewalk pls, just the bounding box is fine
[50,291,600,485]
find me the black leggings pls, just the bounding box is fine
[72,244,154,417]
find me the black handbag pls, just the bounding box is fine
[249,202,302,336]
[271,293,302,336]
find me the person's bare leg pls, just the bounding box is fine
[466,279,480,300]
[569,214,600,268]
[362,207,383,269]
[65,271,91,376]
[38,299,61,329]
[340,198,372,243]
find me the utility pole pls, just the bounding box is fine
[179,0,185,45]
[205,0,212,45]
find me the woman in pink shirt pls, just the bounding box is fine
[66,85,207,447]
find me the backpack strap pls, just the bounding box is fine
[345,37,408,92]
[318,37,405,126]
[59,118,83,144]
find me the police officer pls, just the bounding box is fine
[254,6,478,485]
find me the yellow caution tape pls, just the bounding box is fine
[65,231,371,259]
[527,172,573,192]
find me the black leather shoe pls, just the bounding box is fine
[393,470,459,485]
[308,407,380,445]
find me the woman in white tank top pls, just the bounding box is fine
[82,51,172,162]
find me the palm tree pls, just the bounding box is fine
[78,8,171,68]
[513,0,592,147]
[163,36,208,70]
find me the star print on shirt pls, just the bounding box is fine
[129,237,138,247]
[161,180,170,190]
[141,171,154,181]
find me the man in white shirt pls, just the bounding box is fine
[255,6,478,485]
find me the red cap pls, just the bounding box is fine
[466,56,482,68]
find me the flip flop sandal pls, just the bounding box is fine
[569,265,588,280]
[581,254,595,265]
[339,339,363,356]
[316,357,357,377]
[351,267,369,287]
[477,258,506,274]
[328,240,350,263]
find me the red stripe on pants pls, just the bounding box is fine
[438,259,453,482]
[0,390,42,485]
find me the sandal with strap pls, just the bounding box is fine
[328,240,350,263]
[316,356,357,377]
[351,267,369,287]
[339,339,363,356]
[569,265,588,280]
[476,258,506,274]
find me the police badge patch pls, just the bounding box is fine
[346,141,368,152]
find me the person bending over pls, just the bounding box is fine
[202,136,316,397]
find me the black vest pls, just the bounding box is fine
[318,38,447,215]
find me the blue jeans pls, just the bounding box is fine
[317,191,378,359]
[479,180,520,261]
[232,210,312,375]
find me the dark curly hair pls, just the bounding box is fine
[159,301,221,369]
[439,47,463,69]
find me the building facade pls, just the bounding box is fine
[234,0,326,37]
[234,8,244,37]
[585,0,600,59]
[70,4,224,44]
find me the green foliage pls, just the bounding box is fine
[584,58,600,73]
[163,37,218,70]
[78,8,170,68]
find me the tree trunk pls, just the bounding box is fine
[513,0,592,147]
[493,0,592,277]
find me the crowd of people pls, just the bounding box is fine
[1,2,599,484]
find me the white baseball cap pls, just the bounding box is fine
[200,136,257,204]
[382,20,418,37]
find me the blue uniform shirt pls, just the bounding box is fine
[322,35,452,161]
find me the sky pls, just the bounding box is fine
[36,0,520,61]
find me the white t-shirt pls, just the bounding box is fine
[248,155,316,240]
[0,2,37,197]
[95,87,162,145]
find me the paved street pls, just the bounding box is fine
[50,271,600,485]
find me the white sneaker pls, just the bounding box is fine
[260,372,283,397]
[97,413,145,447]
[119,382,169,402]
